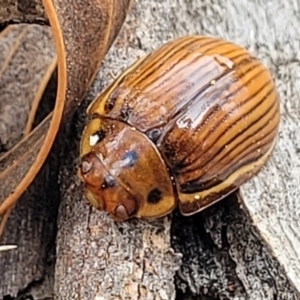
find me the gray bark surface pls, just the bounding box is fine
[0,24,57,299]
[54,1,181,298]
[170,0,300,298]
[0,0,47,25]
[1,0,300,299]
[55,0,300,299]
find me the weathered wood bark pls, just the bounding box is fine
[1,0,300,299]
[0,24,55,151]
[54,1,182,298]
[0,0,130,298]
[0,0,47,24]
[170,1,300,298]
[55,0,300,300]
[0,24,57,299]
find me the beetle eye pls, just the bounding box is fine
[102,175,116,189]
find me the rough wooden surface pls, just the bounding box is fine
[1,0,300,299]
[0,24,55,151]
[0,0,130,298]
[236,1,300,293]
[54,1,180,298]
[169,0,300,298]
[55,0,300,300]
[0,0,47,25]
[0,24,57,299]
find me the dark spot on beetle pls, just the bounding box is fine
[163,143,176,160]
[102,175,116,189]
[147,188,162,204]
[146,128,162,143]
[105,98,116,112]
[121,150,138,168]
[105,90,120,112]
[181,177,222,193]
[120,105,132,121]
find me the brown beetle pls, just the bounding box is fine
[78,35,280,221]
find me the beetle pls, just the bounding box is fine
[78,35,280,221]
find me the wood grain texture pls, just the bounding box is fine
[0,24,55,151]
[172,193,299,299]
[1,0,296,299]
[0,0,130,297]
[0,0,47,25]
[54,1,183,299]
[49,0,131,119]
[170,0,300,297]
[55,0,300,300]
[0,84,58,299]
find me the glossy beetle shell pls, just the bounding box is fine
[78,35,280,221]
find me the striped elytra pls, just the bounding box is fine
[78,35,280,221]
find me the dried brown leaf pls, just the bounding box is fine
[0,23,56,241]
[0,24,56,151]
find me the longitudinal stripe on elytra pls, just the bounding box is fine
[187,54,250,103]
[152,51,247,100]
[201,97,279,174]
[126,38,204,87]
[180,76,274,170]
[180,84,277,174]
[181,113,279,193]
[202,121,278,189]
[157,63,253,158]
[131,44,246,106]
[211,89,277,163]
[181,96,279,185]
[127,37,227,91]
[133,52,252,125]
[220,111,279,168]
[134,57,236,122]
[125,37,203,87]
[171,57,260,137]
[118,45,233,122]
[181,127,278,193]
[114,42,224,119]
[168,59,264,165]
